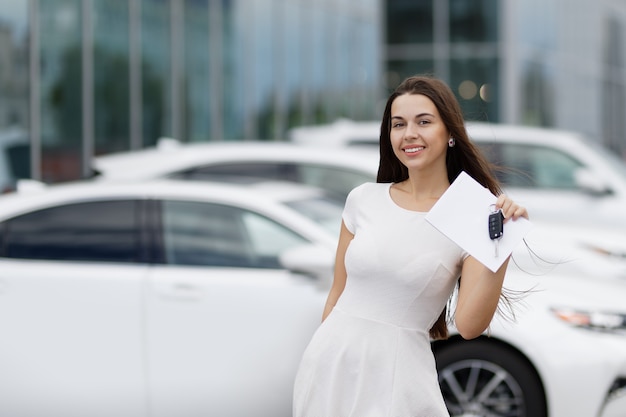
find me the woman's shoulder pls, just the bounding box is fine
[349,181,390,194]
[346,182,391,204]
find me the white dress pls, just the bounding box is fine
[293,182,468,417]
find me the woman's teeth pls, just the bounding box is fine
[405,147,424,153]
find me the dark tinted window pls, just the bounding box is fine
[170,162,299,183]
[450,57,499,122]
[161,200,308,268]
[1,200,141,262]
[386,0,433,44]
[169,162,374,201]
[449,0,498,42]
[387,59,435,91]
[6,143,31,180]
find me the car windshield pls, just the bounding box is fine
[284,196,344,236]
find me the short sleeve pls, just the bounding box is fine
[342,183,368,234]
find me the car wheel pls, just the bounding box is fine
[435,338,547,417]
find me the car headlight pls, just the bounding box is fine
[551,307,626,333]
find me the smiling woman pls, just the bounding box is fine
[389,94,451,184]
[292,75,529,417]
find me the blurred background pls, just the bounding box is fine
[3,2,626,417]
[1,0,625,186]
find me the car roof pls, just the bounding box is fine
[0,179,335,242]
[466,122,590,145]
[287,120,626,184]
[287,119,594,148]
[92,140,379,180]
[3,178,326,207]
[289,118,382,147]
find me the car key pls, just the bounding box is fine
[488,209,504,257]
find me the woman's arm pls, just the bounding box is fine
[454,256,509,339]
[454,195,528,339]
[321,220,354,322]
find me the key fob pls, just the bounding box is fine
[488,210,504,239]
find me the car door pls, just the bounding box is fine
[145,199,326,417]
[0,200,148,417]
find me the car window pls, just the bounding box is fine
[478,143,584,189]
[297,165,373,200]
[283,196,344,236]
[170,162,373,200]
[0,200,141,262]
[171,163,299,183]
[161,200,309,268]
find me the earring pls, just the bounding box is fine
[448,137,456,148]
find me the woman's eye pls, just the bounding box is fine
[418,120,430,125]
[392,122,404,128]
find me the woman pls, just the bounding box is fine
[292,75,529,416]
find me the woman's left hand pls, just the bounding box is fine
[495,195,529,222]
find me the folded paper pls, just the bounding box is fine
[425,171,533,272]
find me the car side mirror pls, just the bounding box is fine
[574,168,613,196]
[279,244,334,288]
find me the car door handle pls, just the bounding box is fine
[157,283,204,301]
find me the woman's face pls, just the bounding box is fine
[389,93,450,173]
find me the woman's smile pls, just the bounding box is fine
[403,146,425,154]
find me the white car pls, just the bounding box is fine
[437,262,626,417]
[92,139,379,202]
[0,178,625,417]
[290,120,626,231]
[436,219,626,417]
[0,179,337,417]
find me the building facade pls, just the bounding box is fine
[385,0,626,158]
[3,0,626,185]
[0,0,383,182]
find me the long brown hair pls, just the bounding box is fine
[377,75,503,340]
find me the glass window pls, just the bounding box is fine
[142,0,171,146]
[6,142,31,180]
[183,0,210,142]
[161,200,308,269]
[241,210,308,263]
[169,162,374,200]
[171,162,299,183]
[284,196,344,236]
[386,0,433,44]
[450,58,499,122]
[1,200,140,262]
[521,60,554,126]
[387,60,435,91]
[0,0,29,132]
[297,164,373,200]
[601,17,626,156]
[40,0,84,182]
[91,0,134,154]
[0,131,31,192]
[449,0,498,43]
[478,143,584,189]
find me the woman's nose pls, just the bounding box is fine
[404,122,418,139]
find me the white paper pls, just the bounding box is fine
[425,171,533,272]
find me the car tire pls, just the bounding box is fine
[435,338,547,417]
